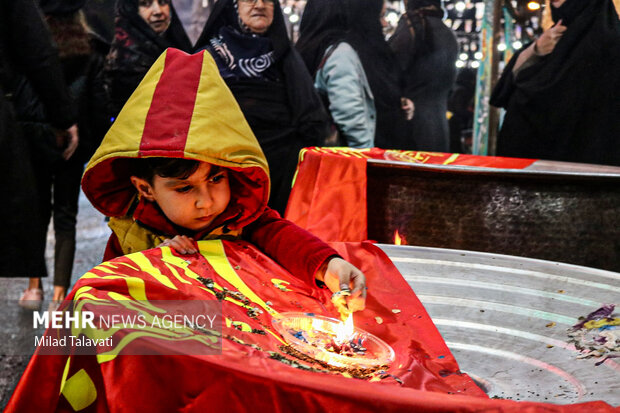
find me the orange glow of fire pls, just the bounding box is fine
[394,230,407,245]
[335,313,355,344]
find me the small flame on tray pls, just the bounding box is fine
[335,313,355,344]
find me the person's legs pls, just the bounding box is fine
[50,158,83,304]
[18,140,53,309]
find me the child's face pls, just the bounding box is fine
[131,162,231,232]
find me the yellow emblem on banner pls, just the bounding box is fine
[60,368,97,411]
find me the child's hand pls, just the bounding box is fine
[159,235,198,254]
[316,257,367,314]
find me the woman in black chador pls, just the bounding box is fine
[200,0,329,215]
[389,0,458,152]
[104,0,173,118]
[346,0,413,150]
[491,0,620,166]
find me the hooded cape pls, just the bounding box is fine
[86,46,342,291]
[491,0,620,166]
[83,48,270,236]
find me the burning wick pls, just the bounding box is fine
[335,313,355,344]
[329,314,367,356]
[287,313,367,358]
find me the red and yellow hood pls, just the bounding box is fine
[82,48,269,229]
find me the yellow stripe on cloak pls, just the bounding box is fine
[126,253,177,290]
[198,240,278,318]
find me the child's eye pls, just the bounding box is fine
[210,173,227,184]
[175,185,192,193]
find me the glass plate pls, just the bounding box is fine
[272,312,395,369]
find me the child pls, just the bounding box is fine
[81,48,366,313]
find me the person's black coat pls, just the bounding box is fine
[0,0,76,278]
[69,32,111,163]
[11,32,110,166]
[346,0,410,150]
[390,3,458,151]
[448,68,476,153]
[491,0,620,166]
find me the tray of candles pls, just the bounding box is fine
[272,312,395,369]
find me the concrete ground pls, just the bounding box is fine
[0,190,110,409]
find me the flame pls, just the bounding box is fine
[394,230,407,245]
[335,313,354,343]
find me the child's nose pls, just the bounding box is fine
[195,186,213,209]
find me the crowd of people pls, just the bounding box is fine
[1,0,618,310]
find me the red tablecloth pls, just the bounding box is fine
[285,148,536,242]
[7,240,615,412]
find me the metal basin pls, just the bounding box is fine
[379,244,619,405]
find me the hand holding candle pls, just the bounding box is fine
[315,257,367,319]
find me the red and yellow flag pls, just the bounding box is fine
[7,241,615,412]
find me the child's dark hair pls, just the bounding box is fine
[132,157,201,184]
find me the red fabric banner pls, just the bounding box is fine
[6,241,614,412]
[285,148,537,242]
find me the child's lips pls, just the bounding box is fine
[197,215,213,222]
